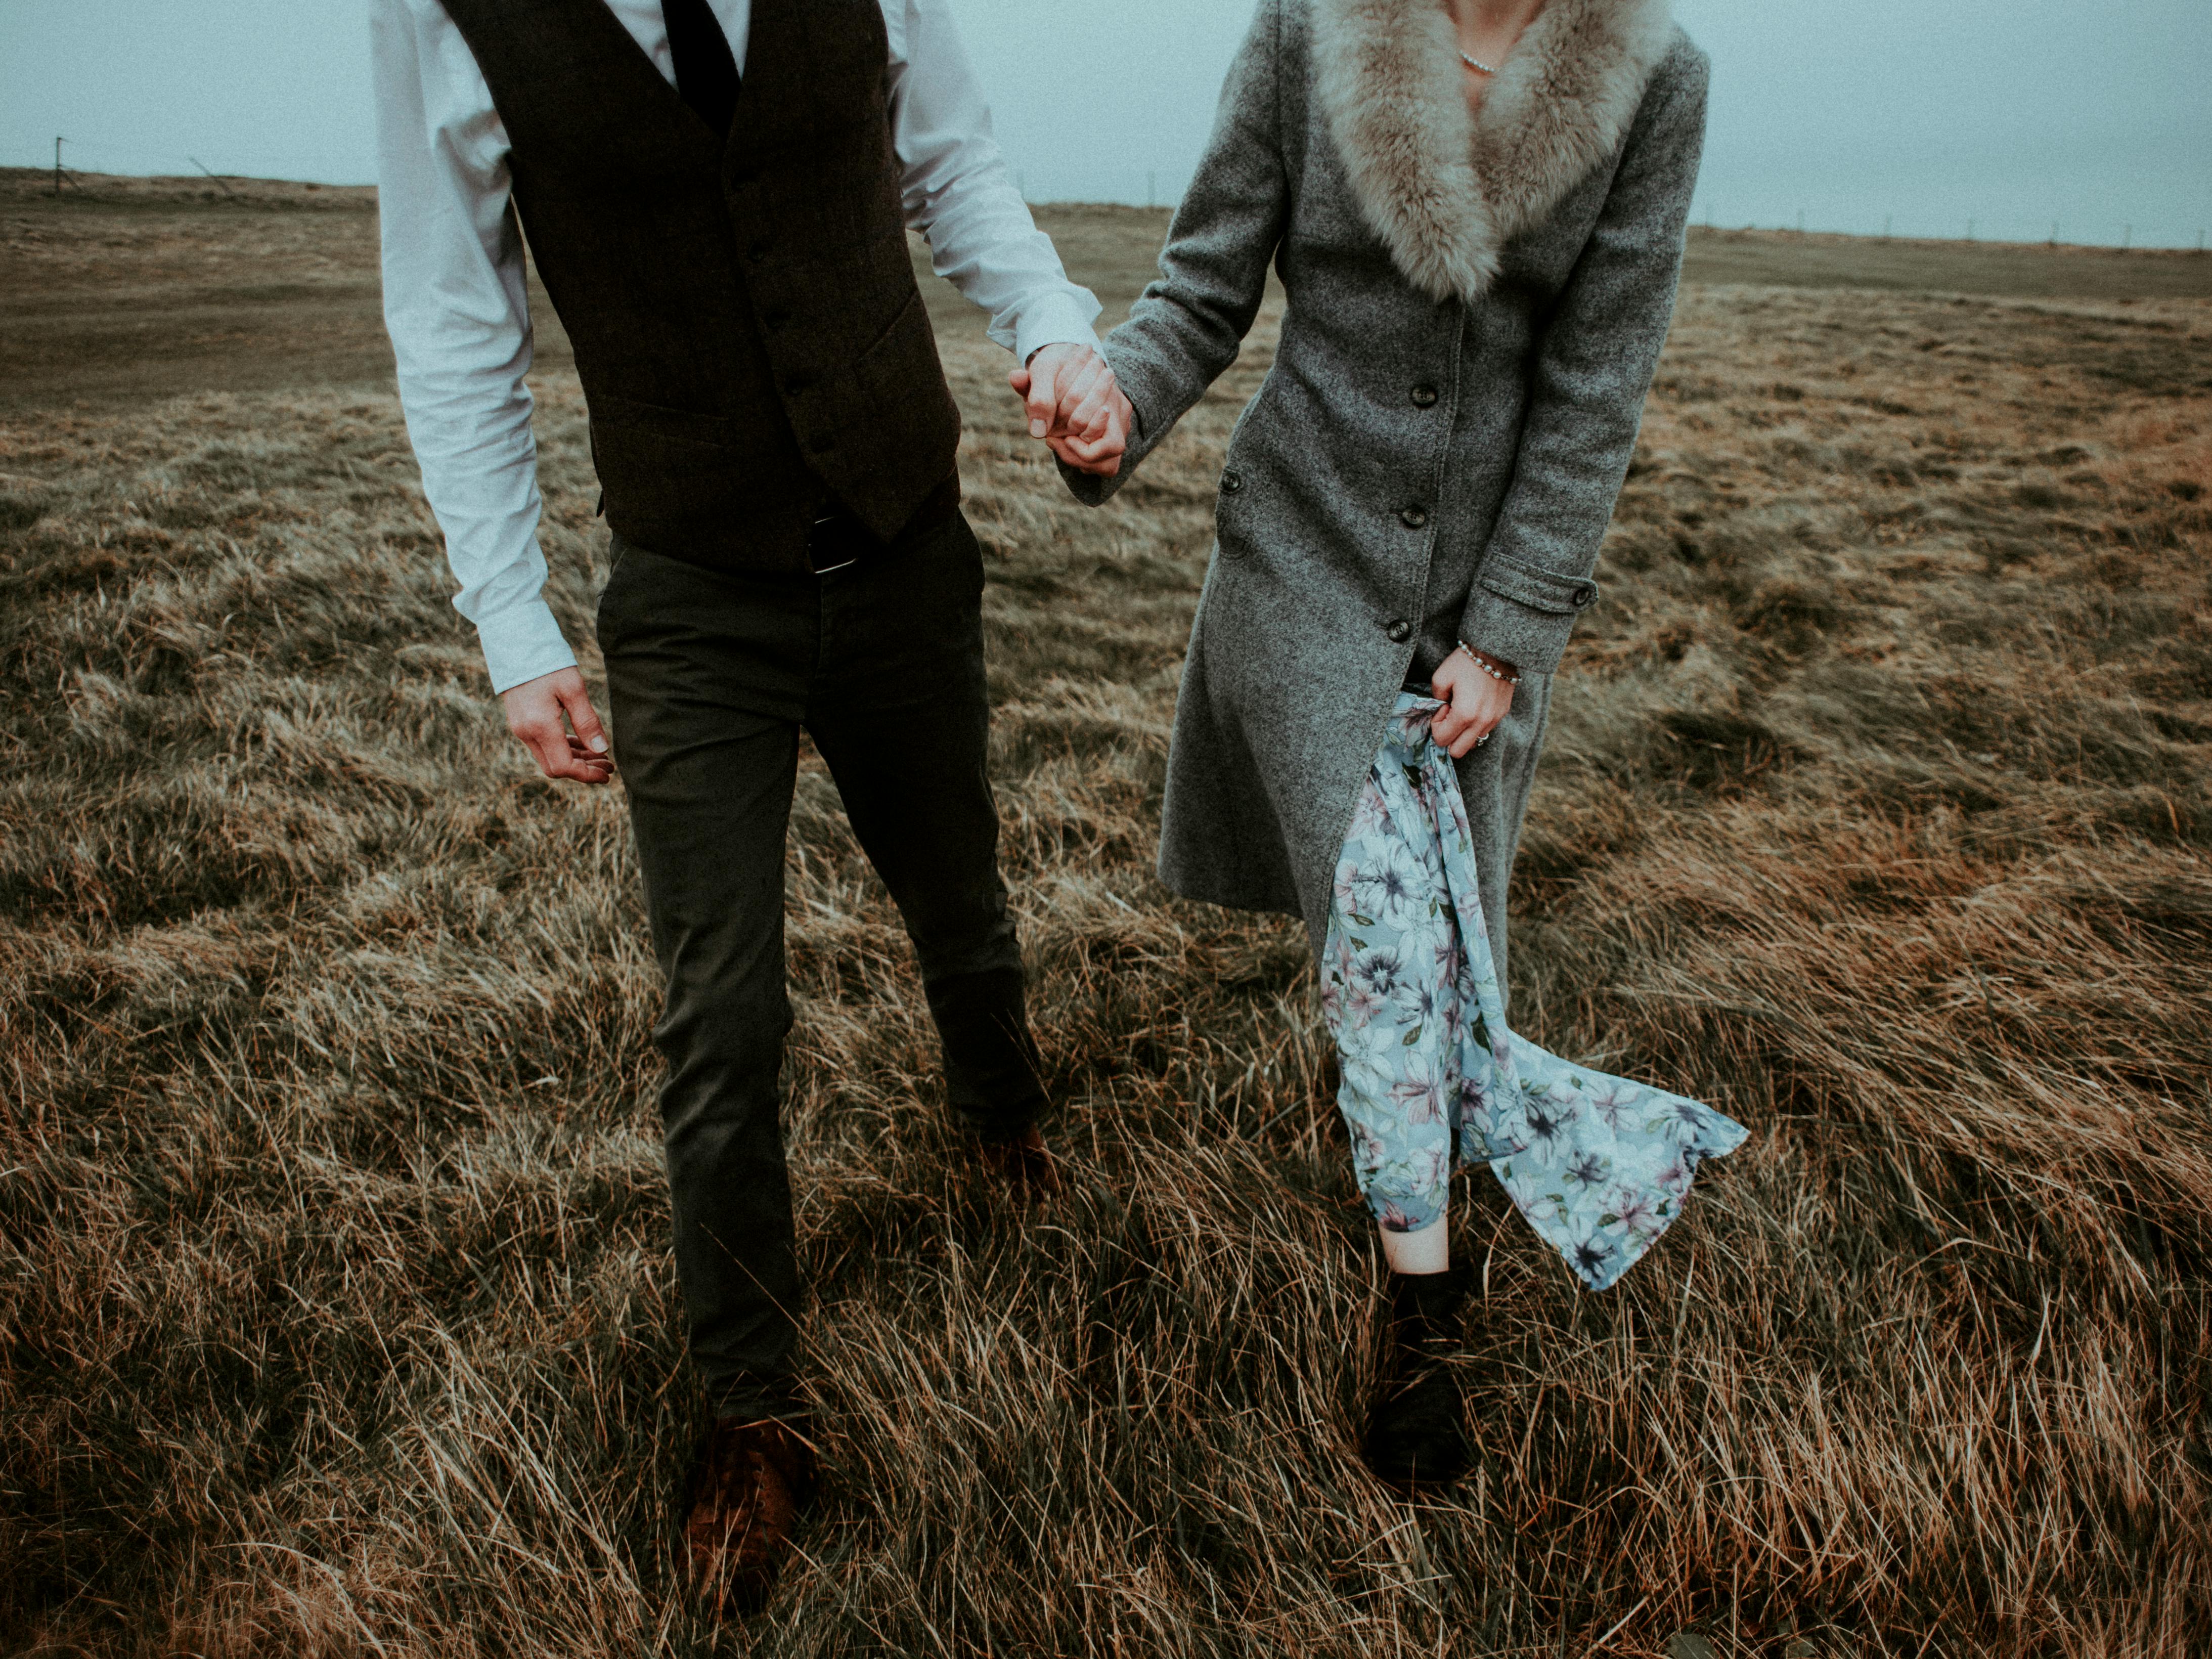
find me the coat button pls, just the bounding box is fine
[762,309,788,333]
[1221,468,1243,494]
[1410,384,1438,407]
[748,237,771,261]
[809,432,836,454]
[1385,618,1412,643]
[1398,505,1429,529]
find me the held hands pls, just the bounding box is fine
[502,666,614,784]
[1429,645,1518,759]
[1008,342,1132,477]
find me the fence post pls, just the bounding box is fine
[54,136,63,199]
[189,157,238,199]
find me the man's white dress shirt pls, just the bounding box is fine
[373,0,1102,692]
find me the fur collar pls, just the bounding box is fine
[1311,0,1674,301]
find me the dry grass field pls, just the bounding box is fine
[3,171,2210,1657]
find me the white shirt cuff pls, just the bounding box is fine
[475,596,578,694]
[1012,292,1103,366]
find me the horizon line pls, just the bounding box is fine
[7,165,2208,255]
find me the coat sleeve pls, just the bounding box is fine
[1455,45,1708,676]
[1059,0,1289,506]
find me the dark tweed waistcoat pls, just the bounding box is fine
[439,0,963,570]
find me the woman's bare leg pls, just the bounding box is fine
[1379,1215,1448,1275]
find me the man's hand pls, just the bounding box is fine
[1008,342,1132,477]
[1428,647,1518,759]
[502,666,614,784]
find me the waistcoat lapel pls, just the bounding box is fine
[1310,0,1674,303]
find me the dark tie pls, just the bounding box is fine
[662,0,741,139]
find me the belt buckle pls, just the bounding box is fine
[808,513,858,576]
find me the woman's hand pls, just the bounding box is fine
[1008,344,1132,476]
[1428,646,1518,758]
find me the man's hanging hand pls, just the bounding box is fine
[501,666,615,784]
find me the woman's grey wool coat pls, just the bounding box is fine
[1064,0,1707,999]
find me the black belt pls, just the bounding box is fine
[804,507,875,575]
[803,474,962,577]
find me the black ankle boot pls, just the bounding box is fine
[1361,1267,1475,1490]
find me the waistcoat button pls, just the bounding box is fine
[1398,505,1429,529]
[1221,468,1243,494]
[1385,619,1413,643]
[809,432,836,454]
[748,237,771,261]
[1410,384,1438,407]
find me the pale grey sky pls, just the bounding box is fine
[3,0,2207,247]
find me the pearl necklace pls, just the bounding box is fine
[1459,50,1499,74]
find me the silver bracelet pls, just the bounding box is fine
[1455,641,1521,685]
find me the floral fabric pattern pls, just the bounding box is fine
[1321,693,1749,1291]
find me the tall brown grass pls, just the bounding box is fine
[2,181,2208,1656]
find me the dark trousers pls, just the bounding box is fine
[594,510,1044,1419]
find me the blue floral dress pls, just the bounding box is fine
[1321,694,1748,1291]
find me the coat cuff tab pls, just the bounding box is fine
[1480,554,1599,616]
[1457,555,1600,677]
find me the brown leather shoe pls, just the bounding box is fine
[684,1417,816,1617]
[975,1123,1062,1201]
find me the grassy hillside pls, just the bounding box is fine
[2,173,2208,1656]
[8,171,2209,413]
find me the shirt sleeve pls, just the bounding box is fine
[881,0,1102,363]
[373,0,577,694]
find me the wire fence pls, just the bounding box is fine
[15,137,2209,253]
[1012,174,2207,250]
[8,135,376,188]
[1686,200,2207,252]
